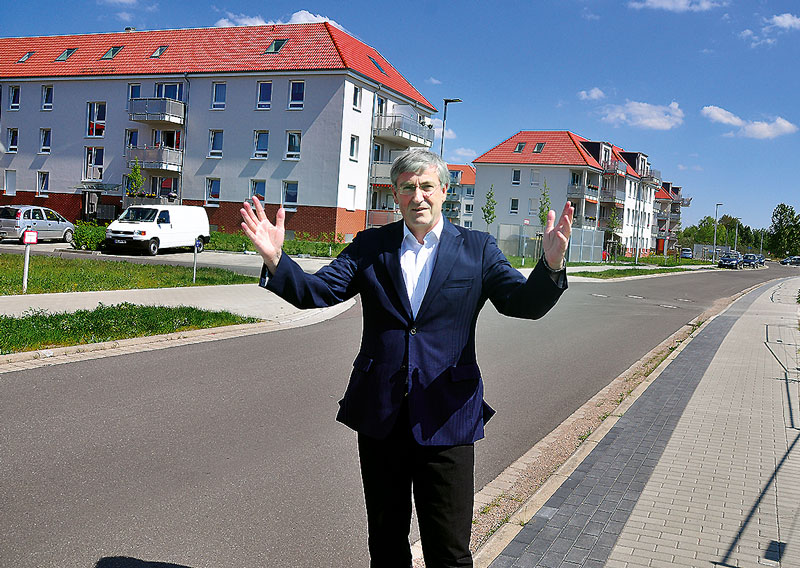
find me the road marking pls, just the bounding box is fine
[660,304,678,309]
[591,293,608,298]
[627,294,644,299]
[676,298,693,302]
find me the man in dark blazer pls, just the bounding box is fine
[240,150,573,568]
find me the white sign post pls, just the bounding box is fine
[22,230,38,294]
[193,238,201,283]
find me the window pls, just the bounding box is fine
[510,198,519,214]
[40,128,51,153]
[512,169,521,184]
[151,45,168,58]
[513,142,526,153]
[528,198,537,215]
[37,172,49,195]
[151,177,175,198]
[209,130,223,157]
[253,130,269,158]
[128,83,141,100]
[155,82,182,100]
[352,85,362,110]
[532,142,545,153]
[3,170,16,196]
[349,135,359,161]
[264,39,288,53]
[285,131,301,159]
[465,204,474,213]
[251,179,266,200]
[206,178,220,202]
[288,81,304,109]
[9,86,20,110]
[101,46,124,60]
[85,147,104,180]
[18,51,34,63]
[153,129,180,149]
[7,128,18,152]
[531,169,540,185]
[464,221,472,228]
[347,184,357,211]
[283,181,298,208]
[376,96,386,115]
[87,102,106,137]
[466,186,474,197]
[55,48,77,61]
[369,55,388,75]
[211,82,226,109]
[256,81,272,109]
[41,85,53,110]
[124,128,138,149]
[372,143,383,162]
[449,170,462,185]
[571,171,582,186]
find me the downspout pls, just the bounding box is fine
[365,87,379,230]
[181,72,190,205]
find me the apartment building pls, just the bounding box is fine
[653,181,690,254]
[0,23,435,239]
[444,164,475,228]
[473,130,670,255]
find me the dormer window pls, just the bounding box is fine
[151,45,168,58]
[55,48,78,61]
[101,46,124,60]
[17,51,34,63]
[513,142,526,153]
[532,142,545,153]
[264,39,288,53]
[369,56,388,75]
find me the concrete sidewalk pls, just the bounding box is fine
[484,276,800,567]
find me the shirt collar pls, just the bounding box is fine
[402,216,444,247]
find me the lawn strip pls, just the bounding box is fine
[571,267,693,279]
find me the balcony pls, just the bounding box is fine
[641,169,662,185]
[567,184,599,201]
[370,161,393,185]
[128,98,185,125]
[602,160,627,176]
[367,209,403,227]
[373,114,434,147]
[127,146,183,173]
[599,188,626,205]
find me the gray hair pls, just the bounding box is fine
[390,149,450,188]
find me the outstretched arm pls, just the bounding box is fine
[542,201,574,269]
[240,195,284,274]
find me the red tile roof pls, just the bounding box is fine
[611,145,640,178]
[447,164,476,185]
[0,22,435,111]
[472,131,603,169]
[654,188,673,200]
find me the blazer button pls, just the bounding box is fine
[409,327,417,335]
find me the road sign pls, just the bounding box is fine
[23,230,38,244]
[523,219,530,226]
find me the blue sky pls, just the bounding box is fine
[3,0,799,230]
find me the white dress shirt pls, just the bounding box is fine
[400,217,444,318]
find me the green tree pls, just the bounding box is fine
[538,179,551,229]
[482,184,497,230]
[128,158,145,196]
[768,203,800,256]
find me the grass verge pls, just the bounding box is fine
[0,254,257,295]
[570,267,692,278]
[0,303,260,355]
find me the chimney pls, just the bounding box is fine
[124,27,136,32]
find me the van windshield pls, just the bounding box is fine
[119,207,158,222]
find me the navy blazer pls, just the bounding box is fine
[262,220,567,446]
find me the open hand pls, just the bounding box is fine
[240,195,285,273]
[542,201,574,270]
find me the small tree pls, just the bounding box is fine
[482,184,497,231]
[538,179,552,230]
[128,158,145,197]
[606,206,622,260]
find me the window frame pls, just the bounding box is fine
[282,180,299,210]
[285,131,301,160]
[256,81,272,110]
[55,48,77,61]
[41,85,53,110]
[511,169,521,185]
[155,82,183,101]
[101,46,124,60]
[513,142,526,153]
[251,179,266,200]
[532,142,545,153]
[466,186,474,197]
[206,178,221,203]
[86,101,107,137]
[349,135,359,161]
[253,130,269,159]
[40,128,51,154]
[208,130,224,158]
[352,84,362,110]
[509,198,520,215]
[84,146,104,181]
[151,45,168,58]
[7,128,19,153]
[211,82,226,110]
[288,80,305,110]
[37,171,49,196]
[9,85,20,110]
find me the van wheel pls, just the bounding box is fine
[195,237,204,253]
[63,229,74,244]
[147,238,159,256]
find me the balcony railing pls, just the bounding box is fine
[641,169,662,185]
[567,184,599,200]
[373,114,434,147]
[367,209,403,227]
[599,188,626,204]
[602,160,627,175]
[126,146,183,173]
[370,161,392,185]
[128,97,185,125]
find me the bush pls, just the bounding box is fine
[208,231,254,252]
[207,230,347,257]
[72,221,107,251]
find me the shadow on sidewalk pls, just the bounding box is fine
[95,557,195,568]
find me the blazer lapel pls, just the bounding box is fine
[415,221,462,320]
[381,221,413,319]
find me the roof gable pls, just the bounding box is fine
[472,130,602,169]
[447,164,476,185]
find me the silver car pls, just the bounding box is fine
[0,205,75,243]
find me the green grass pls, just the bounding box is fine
[571,267,692,279]
[0,303,260,355]
[0,254,257,296]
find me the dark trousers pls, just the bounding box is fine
[357,407,474,568]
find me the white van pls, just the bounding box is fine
[105,205,210,255]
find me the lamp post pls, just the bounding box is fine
[439,98,462,157]
[734,217,741,254]
[713,202,722,261]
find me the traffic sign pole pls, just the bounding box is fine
[22,230,38,293]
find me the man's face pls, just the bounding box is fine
[392,166,447,238]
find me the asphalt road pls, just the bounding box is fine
[0,264,790,568]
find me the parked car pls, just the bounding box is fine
[780,256,800,265]
[757,254,766,266]
[741,253,758,268]
[0,205,75,243]
[105,205,210,255]
[680,248,693,259]
[718,253,742,269]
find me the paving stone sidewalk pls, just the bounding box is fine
[489,277,800,568]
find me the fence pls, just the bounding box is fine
[494,223,605,263]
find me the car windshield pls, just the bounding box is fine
[0,207,19,220]
[119,207,158,222]
[721,255,736,260]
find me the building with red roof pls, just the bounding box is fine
[442,164,476,227]
[0,22,436,239]
[473,130,685,260]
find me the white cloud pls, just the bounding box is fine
[581,8,600,20]
[766,13,800,31]
[451,148,478,160]
[601,101,684,130]
[701,105,798,139]
[116,11,134,21]
[578,87,606,101]
[98,0,137,5]
[215,9,345,31]
[215,12,267,26]
[628,0,726,13]
[426,77,442,85]
[677,164,688,171]
[431,118,456,141]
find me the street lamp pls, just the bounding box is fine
[734,217,741,253]
[439,98,462,157]
[713,203,722,261]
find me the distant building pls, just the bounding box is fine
[0,23,435,239]
[444,164,475,228]
[653,181,690,254]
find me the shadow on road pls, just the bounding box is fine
[95,557,195,568]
